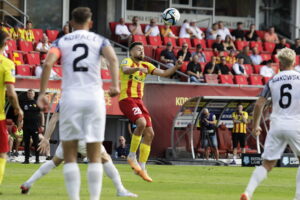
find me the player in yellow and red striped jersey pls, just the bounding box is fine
[119,42,182,182]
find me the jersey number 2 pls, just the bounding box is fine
[279,84,292,109]
[73,44,88,72]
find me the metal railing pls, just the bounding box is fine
[0,0,29,27]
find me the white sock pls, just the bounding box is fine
[103,161,125,193]
[63,163,80,200]
[87,163,103,200]
[295,167,300,199]
[128,152,136,158]
[245,166,268,197]
[140,162,146,171]
[25,160,56,187]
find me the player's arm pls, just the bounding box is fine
[40,111,45,132]
[102,45,120,97]
[152,59,182,77]
[122,66,141,74]
[6,84,23,122]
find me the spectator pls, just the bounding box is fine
[223,35,236,51]
[217,56,232,75]
[273,38,288,54]
[0,22,9,35]
[129,16,143,35]
[217,21,231,40]
[246,24,259,41]
[115,18,131,41]
[186,55,203,83]
[35,64,59,79]
[212,35,225,53]
[9,121,23,157]
[260,60,275,77]
[236,46,252,64]
[145,18,160,37]
[177,42,192,61]
[57,24,70,39]
[226,50,237,65]
[206,23,218,40]
[233,57,247,76]
[231,104,248,164]
[204,56,218,74]
[292,38,300,55]
[191,44,206,63]
[200,108,219,160]
[160,42,177,67]
[250,46,262,65]
[231,22,245,41]
[10,24,24,40]
[21,89,45,164]
[190,20,204,39]
[264,26,279,43]
[161,24,177,38]
[24,20,35,42]
[179,19,193,38]
[115,136,129,159]
[35,34,50,53]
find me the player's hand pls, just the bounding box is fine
[38,138,50,154]
[39,126,45,133]
[108,86,120,97]
[139,68,148,74]
[14,107,23,122]
[37,93,49,111]
[252,126,262,136]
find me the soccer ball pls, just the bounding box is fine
[162,8,180,26]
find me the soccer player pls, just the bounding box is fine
[0,30,23,191]
[38,7,120,200]
[119,42,182,182]
[20,105,137,197]
[240,48,300,200]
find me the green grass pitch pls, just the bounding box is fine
[0,163,296,200]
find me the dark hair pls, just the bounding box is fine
[26,20,32,25]
[129,42,143,51]
[183,19,188,23]
[196,44,202,49]
[0,30,9,49]
[27,89,34,92]
[237,103,243,107]
[237,22,243,26]
[72,7,92,25]
[266,60,273,64]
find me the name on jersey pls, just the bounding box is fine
[64,34,98,42]
[129,74,145,82]
[272,74,300,83]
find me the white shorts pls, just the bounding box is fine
[55,141,107,159]
[262,126,300,160]
[59,90,106,142]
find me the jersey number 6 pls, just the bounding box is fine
[279,84,292,109]
[73,43,89,72]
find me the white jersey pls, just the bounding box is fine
[52,30,110,92]
[260,70,300,128]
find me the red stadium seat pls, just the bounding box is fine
[6,40,17,54]
[204,74,218,84]
[101,69,111,80]
[178,38,192,48]
[180,61,189,73]
[296,56,300,65]
[203,51,214,62]
[261,53,272,61]
[263,76,271,84]
[9,51,25,65]
[16,65,32,76]
[249,41,263,53]
[249,75,263,85]
[219,74,234,84]
[32,29,44,42]
[109,22,118,35]
[162,36,177,47]
[147,36,162,47]
[256,30,265,40]
[217,126,233,157]
[132,35,147,45]
[25,52,41,65]
[191,38,207,49]
[46,29,59,42]
[53,65,62,77]
[144,45,155,59]
[206,40,215,48]
[263,42,276,53]
[155,47,164,61]
[235,41,249,51]
[253,65,264,74]
[18,40,34,52]
[272,55,279,63]
[244,64,253,75]
[170,26,180,36]
[234,75,248,85]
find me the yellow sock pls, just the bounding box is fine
[0,158,6,184]
[129,134,142,153]
[139,143,151,163]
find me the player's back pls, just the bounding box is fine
[55,30,109,92]
[268,70,300,127]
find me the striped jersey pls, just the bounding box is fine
[119,57,156,101]
[232,111,248,134]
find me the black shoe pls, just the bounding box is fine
[14,152,19,157]
[22,160,29,164]
[20,184,30,194]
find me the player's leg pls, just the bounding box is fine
[100,147,138,197]
[32,131,40,163]
[231,133,238,164]
[0,120,9,187]
[0,153,6,187]
[240,133,246,154]
[23,128,31,164]
[202,136,209,160]
[210,134,219,160]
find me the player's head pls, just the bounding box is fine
[27,89,35,100]
[71,7,93,29]
[129,42,144,61]
[237,103,243,112]
[0,29,9,51]
[277,48,295,70]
